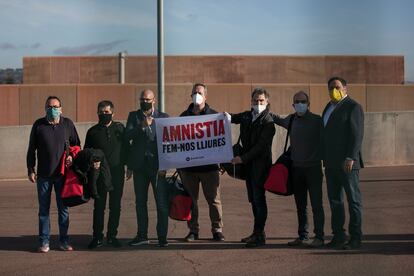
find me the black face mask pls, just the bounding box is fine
[140,101,153,112]
[98,113,112,125]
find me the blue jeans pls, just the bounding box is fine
[133,170,169,240]
[37,175,69,245]
[325,168,362,241]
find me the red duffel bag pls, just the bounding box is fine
[61,167,90,207]
[264,115,294,196]
[264,150,293,196]
[59,145,89,207]
[167,171,192,221]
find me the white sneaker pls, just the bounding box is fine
[38,244,50,253]
[59,242,74,251]
[305,238,324,248]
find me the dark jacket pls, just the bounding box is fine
[231,108,276,186]
[322,96,364,169]
[27,116,80,177]
[125,109,169,173]
[179,103,220,172]
[84,121,127,169]
[73,148,113,199]
[272,111,323,167]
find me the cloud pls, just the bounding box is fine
[53,40,128,55]
[0,43,17,50]
[30,43,41,49]
[0,1,155,29]
[0,42,42,50]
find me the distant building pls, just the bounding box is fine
[0,68,23,84]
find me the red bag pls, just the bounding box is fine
[59,145,88,207]
[167,171,192,221]
[264,152,293,196]
[264,115,294,196]
[169,194,192,221]
[61,167,89,207]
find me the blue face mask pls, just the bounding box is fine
[293,103,308,116]
[46,107,61,121]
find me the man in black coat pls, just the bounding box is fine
[231,87,276,248]
[322,76,364,250]
[125,89,170,247]
[84,100,126,249]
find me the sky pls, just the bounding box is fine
[1,0,413,81]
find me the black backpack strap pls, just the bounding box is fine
[62,118,70,156]
[283,114,295,153]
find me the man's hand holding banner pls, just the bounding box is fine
[155,113,233,170]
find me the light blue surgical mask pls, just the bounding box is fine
[293,103,308,116]
[46,107,61,121]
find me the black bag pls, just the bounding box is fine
[221,135,247,180]
[264,115,294,196]
[167,171,192,221]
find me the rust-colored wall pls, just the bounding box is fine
[19,85,77,125]
[77,84,136,122]
[0,86,20,126]
[2,83,413,126]
[80,57,119,83]
[23,55,405,85]
[51,57,80,83]
[23,57,51,84]
[366,85,414,112]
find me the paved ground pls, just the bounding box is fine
[0,166,413,276]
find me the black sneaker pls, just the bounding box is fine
[287,237,309,246]
[107,237,122,248]
[245,232,266,248]
[213,232,225,241]
[88,238,103,249]
[157,238,169,247]
[326,237,347,249]
[241,233,254,243]
[184,232,199,242]
[128,235,150,246]
[342,239,361,250]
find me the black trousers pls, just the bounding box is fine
[246,173,267,233]
[292,164,325,240]
[92,166,124,239]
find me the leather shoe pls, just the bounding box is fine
[343,240,361,250]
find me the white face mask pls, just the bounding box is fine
[192,93,204,105]
[252,104,266,114]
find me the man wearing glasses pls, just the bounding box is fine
[272,91,325,248]
[27,96,80,253]
[125,89,170,247]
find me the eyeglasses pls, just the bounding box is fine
[46,105,60,109]
[294,100,308,104]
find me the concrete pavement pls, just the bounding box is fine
[0,166,413,275]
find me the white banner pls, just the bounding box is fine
[155,113,233,170]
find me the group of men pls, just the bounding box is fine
[26,76,364,252]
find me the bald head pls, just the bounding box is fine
[140,89,155,100]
